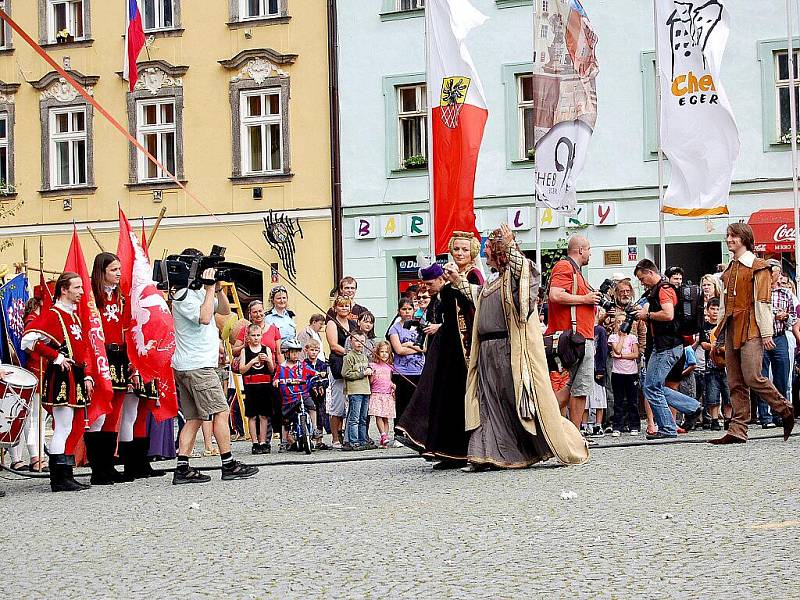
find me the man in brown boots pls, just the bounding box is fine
[709,223,795,445]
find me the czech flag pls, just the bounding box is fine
[426,0,488,255]
[123,0,146,92]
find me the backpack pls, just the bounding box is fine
[674,283,704,336]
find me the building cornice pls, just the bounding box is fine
[115,60,189,80]
[219,48,297,71]
[29,70,99,90]
[0,80,20,95]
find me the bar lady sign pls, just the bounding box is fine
[655,0,740,216]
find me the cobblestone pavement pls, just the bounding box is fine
[2,427,799,599]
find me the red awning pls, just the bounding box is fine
[748,209,796,253]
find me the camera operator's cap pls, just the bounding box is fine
[611,272,628,282]
[419,263,444,281]
[280,338,302,352]
[767,259,781,269]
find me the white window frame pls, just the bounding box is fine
[46,0,85,43]
[397,84,427,166]
[49,107,87,188]
[775,49,800,142]
[397,0,424,10]
[0,114,9,190]
[239,0,279,20]
[140,0,174,32]
[136,99,176,182]
[0,1,7,49]
[517,74,534,159]
[240,89,283,175]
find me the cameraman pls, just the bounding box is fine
[634,259,701,440]
[172,248,259,484]
[547,235,601,430]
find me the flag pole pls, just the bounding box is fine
[653,0,667,270]
[533,0,542,277]
[787,0,800,271]
[425,4,435,261]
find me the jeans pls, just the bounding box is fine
[611,372,640,431]
[346,394,370,445]
[644,346,701,436]
[758,333,789,424]
[704,368,730,407]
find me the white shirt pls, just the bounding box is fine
[171,288,220,371]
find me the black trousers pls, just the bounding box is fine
[611,373,640,431]
[392,374,420,434]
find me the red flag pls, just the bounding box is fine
[117,208,177,421]
[64,227,113,424]
[427,0,488,254]
[37,271,53,311]
[123,0,146,92]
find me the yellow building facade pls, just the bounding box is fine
[0,0,334,319]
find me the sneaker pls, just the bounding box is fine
[391,440,405,449]
[363,440,377,450]
[611,430,621,438]
[331,442,343,450]
[681,407,703,432]
[172,466,211,485]
[646,431,677,440]
[603,426,613,434]
[251,444,262,455]
[277,442,290,453]
[341,442,355,451]
[629,429,640,436]
[261,443,271,454]
[221,460,259,480]
[590,426,604,438]
[710,419,721,431]
[763,422,777,429]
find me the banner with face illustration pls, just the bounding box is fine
[531,0,598,212]
[656,0,740,216]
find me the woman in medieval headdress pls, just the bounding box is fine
[394,232,486,468]
[446,224,589,471]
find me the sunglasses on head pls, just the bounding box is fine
[271,286,287,294]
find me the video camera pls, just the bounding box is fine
[155,245,231,292]
[403,317,429,349]
[597,278,616,313]
[619,297,648,335]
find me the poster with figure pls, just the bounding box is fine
[531,0,598,213]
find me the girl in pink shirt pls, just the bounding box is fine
[369,341,396,448]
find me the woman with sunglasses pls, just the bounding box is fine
[264,285,297,340]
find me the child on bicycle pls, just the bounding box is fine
[273,338,317,451]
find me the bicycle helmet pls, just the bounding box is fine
[281,338,303,352]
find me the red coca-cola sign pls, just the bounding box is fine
[774,223,796,242]
[749,209,796,253]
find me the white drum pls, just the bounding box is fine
[0,365,38,448]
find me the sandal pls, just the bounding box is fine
[203,448,220,457]
[29,459,49,472]
[9,461,29,472]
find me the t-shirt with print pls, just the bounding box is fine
[608,333,639,375]
[172,288,219,371]
[545,259,595,340]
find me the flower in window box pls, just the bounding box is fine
[526,148,536,161]
[403,154,427,169]
[56,29,74,43]
[779,131,800,145]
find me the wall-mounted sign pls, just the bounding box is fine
[507,206,533,231]
[566,205,587,228]
[628,246,638,262]
[594,202,617,226]
[381,214,403,238]
[604,249,623,266]
[539,207,561,229]
[355,216,377,239]
[407,213,429,237]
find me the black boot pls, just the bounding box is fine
[101,432,131,483]
[49,454,87,492]
[65,455,91,489]
[118,440,142,480]
[85,432,115,485]
[133,438,165,478]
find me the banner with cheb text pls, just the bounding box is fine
[532,0,598,213]
[656,0,740,216]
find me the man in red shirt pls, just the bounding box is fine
[546,235,601,429]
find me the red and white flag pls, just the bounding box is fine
[117,208,177,421]
[64,227,113,424]
[123,0,146,92]
[426,0,488,255]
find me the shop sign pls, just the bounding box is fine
[539,207,561,229]
[407,213,429,237]
[381,215,403,238]
[594,202,617,226]
[508,207,533,231]
[566,206,587,228]
[355,217,377,239]
[397,256,448,275]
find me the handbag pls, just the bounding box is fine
[544,261,587,371]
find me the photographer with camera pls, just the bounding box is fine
[171,248,259,483]
[634,259,702,440]
[546,235,601,430]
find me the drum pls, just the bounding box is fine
[0,365,38,448]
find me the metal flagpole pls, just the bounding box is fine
[787,0,800,271]
[425,3,435,261]
[533,0,542,276]
[37,236,44,469]
[653,0,667,270]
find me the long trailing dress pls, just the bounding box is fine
[396,271,480,461]
[458,245,589,468]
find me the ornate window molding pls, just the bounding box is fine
[31,70,97,194]
[221,49,293,182]
[125,61,187,186]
